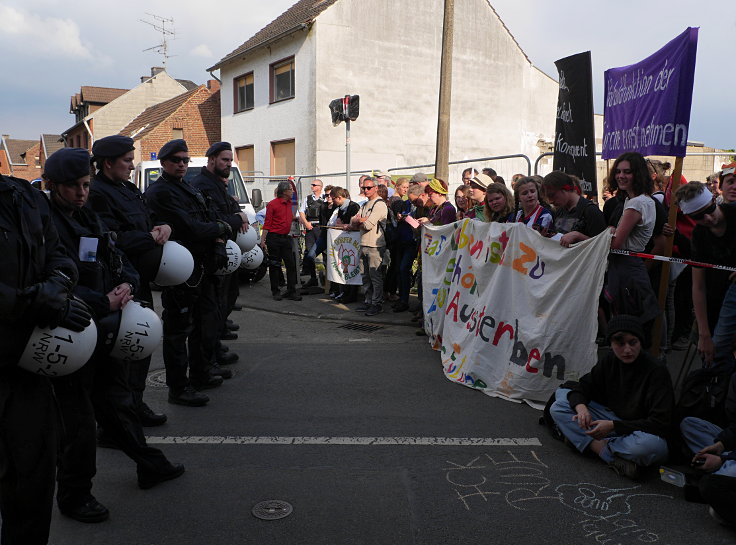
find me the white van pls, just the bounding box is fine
[133,158,262,218]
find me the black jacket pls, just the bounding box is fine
[0,176,77,367]
[566,350,674,438]
[190,167,243,239]
[50,200,139,320]
[87,172,164,282]
[144,171,222,268]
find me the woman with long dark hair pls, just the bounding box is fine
[606,152,659,344]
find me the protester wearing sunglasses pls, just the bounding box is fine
[676,182,736,367]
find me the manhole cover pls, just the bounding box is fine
[252,500,293,520]
[338,322,383,333]
[146,369,168,389]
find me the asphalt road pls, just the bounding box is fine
[47,280,735,545]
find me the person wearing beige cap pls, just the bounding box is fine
[465,173,493,220]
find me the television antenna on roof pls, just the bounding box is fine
[140,13,176,68]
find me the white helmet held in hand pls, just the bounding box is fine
[19,321,98,377]
[156,241,194,286]
[107,301,163,361]
[216,239,242,275]
[241,245,264,270]
[236,228,257,252]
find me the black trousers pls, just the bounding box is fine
[55,353,172,508]
[700,474,736,525]
[161,276,219,390]
[53,362,96,510]
[0,370,57,545]
[267,235,297,295]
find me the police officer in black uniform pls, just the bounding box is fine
[45,148,184,523]
[87,135,170,427]
[191,141,248,367]
[0,171,89,544]
[144,139,232,407]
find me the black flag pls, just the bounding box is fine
[553,52,597,195]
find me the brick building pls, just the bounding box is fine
[64,68,196,152]
[0,136,41,179]
[40,134,64,169]
[119,81,221,163]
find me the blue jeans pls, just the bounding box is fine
[712,283,736,367]
[550,388,668,466]
[395,240,417,303]
[680,416,736,477]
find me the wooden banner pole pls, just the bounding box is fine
[651,155,684,356]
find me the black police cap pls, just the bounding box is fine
[91,135,135,160]
[159,139,188,161]
[44,148,92,184]
[205,142,232,157]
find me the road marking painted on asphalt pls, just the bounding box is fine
[145,436,542,446]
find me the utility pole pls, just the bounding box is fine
[434,0,455,182]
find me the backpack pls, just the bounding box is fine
[675,362,734,428]
[382,205,399,245]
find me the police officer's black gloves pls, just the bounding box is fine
[213,241,229,271]
[216,220,233,239]
[24,271,92,332]
[51,298,92,332]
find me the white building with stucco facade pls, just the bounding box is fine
[209,0,560,195]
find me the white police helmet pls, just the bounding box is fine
[215,239,242,275]
[156,241,194,286]
[241,245,264,270]
[106,301,163,361]
[236,228,257,253]
[19,321,98,377]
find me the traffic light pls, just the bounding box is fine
[329,95,359,125]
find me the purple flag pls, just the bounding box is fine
[602,27,698,160]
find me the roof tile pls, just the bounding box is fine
[209,0,339,70]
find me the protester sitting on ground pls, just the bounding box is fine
[507,176,553,232]
[550,315,674,480]
[605,152,659,344]
[465,173,492,220]
[484,182,514,223]
[392,184,423,313]
[680,372,736,526]
[542,171,606,247]
[461,168,478,185]
[418,179,456,226]
[675,182,736,367]
[454,185,472,220]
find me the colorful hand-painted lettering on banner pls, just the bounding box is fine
[421,220,611,406]
[326,229,362,285]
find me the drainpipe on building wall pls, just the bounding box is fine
[83,120,94,147]
[0,135,12,176]
[208,70,221,83]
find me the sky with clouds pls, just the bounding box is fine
[1,0,734,150]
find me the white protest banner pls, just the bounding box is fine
[327,228,362,285]
[421,220,611,406]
